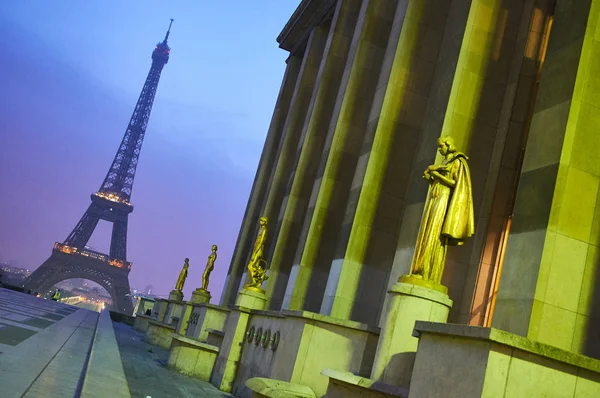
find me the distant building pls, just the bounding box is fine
[0,263,32,282]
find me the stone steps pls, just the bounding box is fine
[80,310,131,397]
[0,307,95,396]
[0,290,131,397]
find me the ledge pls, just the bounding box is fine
[228,304,255,314]
[0,308,94,396]
[321,369,408,398]
[191,302,230,312]
[245,309,379,334]
[171,334,219,353]
[277,0,336,54]
[148,319,176,328]
[251,309,287,318]
[413,322,600,373]
[246,377,316,398]
[282,310,380,335]
[206,328,225,337]
[81,310,131,397]
[138,296,156,302]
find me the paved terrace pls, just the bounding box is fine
[0,288,232,397]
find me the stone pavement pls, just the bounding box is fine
[0,288,102,397]
[0,288,234,397]
[0,288,79,353]
[113,321,232,398]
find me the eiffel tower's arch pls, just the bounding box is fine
[24,245,133,314]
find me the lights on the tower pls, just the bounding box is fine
[53,242,132,270]
[94,191,131,205]
[54,242,78,254]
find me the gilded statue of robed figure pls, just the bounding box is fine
[406,136,475,288]
[200,245,218,291]
[175,258,189,292]
[244,216,269,292]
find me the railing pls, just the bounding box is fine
[53,242,132,270]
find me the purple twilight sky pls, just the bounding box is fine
[0,1,299,299]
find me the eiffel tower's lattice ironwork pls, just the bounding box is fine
[25,20,174,314]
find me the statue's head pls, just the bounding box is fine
[212,244,218,251]
[184,258,189,264]
[259,216,268,226]
[437,136,456,156]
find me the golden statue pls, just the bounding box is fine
[200,245,218,291]
[244,216,269,292]
[175,258,189,292]
[407,136,475,286]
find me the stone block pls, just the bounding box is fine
[191,288,211,304]
[168,289,184,302]
[211,308,253,393]
[164,300,184,327]
[175,301,194,335]
[145,320,176,350]
[206,328,225,348]
[81,310,130,397]
[133,313,152,333]
[231,310,379,398]
[321,369,408,398]
[408,321,600,398]
[236,288,267,310]
[185,303,229,342]
[135,297,155,316]
[245,377,316,398]
[371,281,452,388]
[167,335,219,381]
[543,234,587,313]
[151,299,168,322]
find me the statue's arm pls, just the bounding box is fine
[431,170,455,187]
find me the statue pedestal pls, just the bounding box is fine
[175,290,213,336]
[151,299,169,322]
[211,288,267,392]
[370,277,453,388]
[191,288,211,304]
[169,289,184,302]
[235,287,267,310]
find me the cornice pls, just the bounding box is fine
[277,0,337,55]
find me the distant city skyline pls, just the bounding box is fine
[0,1,299,299]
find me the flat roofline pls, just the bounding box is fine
[277,0,336,54]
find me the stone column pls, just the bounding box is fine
[264,0,363,310]
[220,55,302,306]
[384,0,529,328]
[466,0,555,326]
[210,289,267,393]
[175,288,212,336]
[326,0,454,324]
[253,24,329,289]
[371,282,452,387]
[286,0,399,313]
[494,0,600,357]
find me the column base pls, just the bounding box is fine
[371,277,453,388]
[235,288,267,310]
[175,302,194,335]
[169,290,184,302]
[191,288,211,304]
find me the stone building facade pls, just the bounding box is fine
[220,0,600,360]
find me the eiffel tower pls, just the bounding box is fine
[25,20,174,314]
